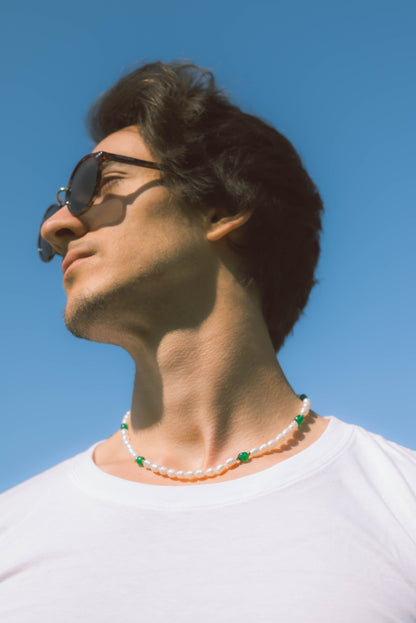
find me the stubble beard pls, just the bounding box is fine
[63,284,134,344]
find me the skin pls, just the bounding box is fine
[41,125,328,486]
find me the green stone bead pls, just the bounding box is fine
[299,393,307,401]
[120,423,128,429]
[237,451,250,462]
[295,415,304,426]
[136,456,145,466]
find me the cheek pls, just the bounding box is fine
[114,215,208,280]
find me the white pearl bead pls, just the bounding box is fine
[288,421,297,431]
[275,433,284,443]
[159,466,168,475]
[195,470,205,478]
[259,443,268,452]
[176,470,185,479]
[205,468,215,477]
[215,464,226,474]
[267,439,276,448]
[282,427,290,437]
[143,459,151,468]
[225,457,236,466]
[167,469,176,478]
[185,471,195,479]
[250,447,261,456]
[303,398,311,413]
[150,463,159,472]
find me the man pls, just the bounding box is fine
[1,61,415,622]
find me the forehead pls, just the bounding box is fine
[93,126,154,161]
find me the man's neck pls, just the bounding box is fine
[123,295,305,472]
[92,271,328,484]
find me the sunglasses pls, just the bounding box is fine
[38,151,161,262]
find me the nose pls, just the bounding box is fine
[41,204,89,257]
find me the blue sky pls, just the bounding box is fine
[1,0,415,492]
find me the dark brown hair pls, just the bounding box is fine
[87,61,323,352]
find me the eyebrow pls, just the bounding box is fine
[101,161,127,171]
[101,160,124,171]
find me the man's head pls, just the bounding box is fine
[41,60,323,353]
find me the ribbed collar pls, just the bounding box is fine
[68,416,354,510]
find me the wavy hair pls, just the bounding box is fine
[87,61,323,352]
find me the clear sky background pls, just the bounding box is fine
[1,0,415,492]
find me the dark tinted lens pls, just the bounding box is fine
[69,156,99,215]
[38,203,61,262]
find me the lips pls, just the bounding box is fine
[61,251,93,275]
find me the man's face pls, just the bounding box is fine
[41,126,217,349]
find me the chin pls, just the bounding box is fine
[63,278,145,347]
[63,286,120,343]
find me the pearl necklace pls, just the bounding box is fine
[120,394,311,481]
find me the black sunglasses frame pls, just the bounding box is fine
[38,151,161,262]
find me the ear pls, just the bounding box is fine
[205,208,254,242]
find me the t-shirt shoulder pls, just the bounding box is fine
[337,420,416,547]
[346,419,416,475]
[0,448,93,545]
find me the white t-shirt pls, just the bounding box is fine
[0,416,415,622]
